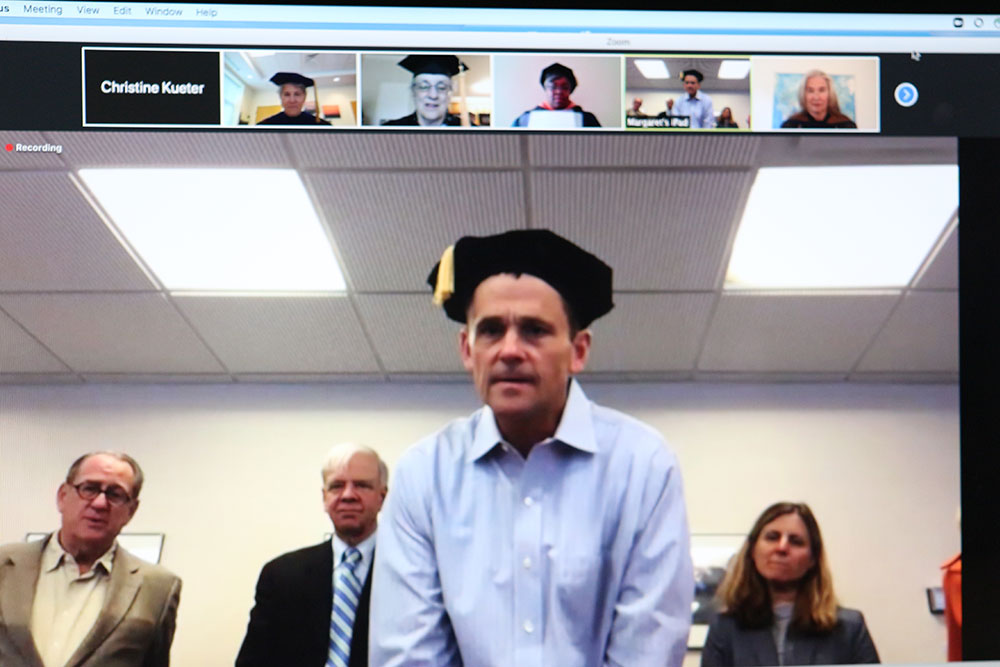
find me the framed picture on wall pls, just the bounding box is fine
[689,533,745,649]
[26,532,165,565]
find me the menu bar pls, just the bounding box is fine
[3,3,998,36]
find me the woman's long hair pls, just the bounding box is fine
[797,70,844,118]
[716,502,838,632]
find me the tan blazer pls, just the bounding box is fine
[0,535,181,667]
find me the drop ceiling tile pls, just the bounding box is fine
[291,133,522,169]
[0,172,155,291]
[856,291,958,373]
[850,372,957,383]
[0,294,224,373]
[757,135,957,167]
[0,309,69,372]
[0,132,67,169]
[173,296,381,373]
[699,292,899,372]
[533,170,753,290]
[528,134,761,167]
[587,293,716,372]
[308,171,525,291]
[914,225,957,289]
[354,294,465,373]
[52,131,292,167]
[79,373,233,384]
[235,373,387,383]
[0,373,82,385]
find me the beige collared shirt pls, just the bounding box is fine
[30,534,115,667]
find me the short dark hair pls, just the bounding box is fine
[682,69,704,82]
[65,451,145,500]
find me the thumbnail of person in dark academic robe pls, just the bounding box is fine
[382,55,474,127]
[258,72,331,126]
[512,62,602,128]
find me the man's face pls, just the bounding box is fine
[57,454,138,553]
[460,274,590,432]
[543,76,573,109]
[666,98,674,110]
[683,75,700,97]
[323,453,386,545]
[280,84,306,117]
[411,73,452,125]
[632,98,643,111]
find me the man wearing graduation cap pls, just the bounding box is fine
[673,69,715,129]
[370,229,694,666]
[382,55,470,127]
[258,72,330,125]
[512,63,602,127]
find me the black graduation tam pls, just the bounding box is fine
[269,72,315,88]
[682,68,704,82]
[539,63,578,92]
[398,54,467,77]
[427,229,613,328]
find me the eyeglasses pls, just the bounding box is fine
[412,82,452,94]
[71,481,133,506]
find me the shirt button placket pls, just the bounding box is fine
[513,483,543,667]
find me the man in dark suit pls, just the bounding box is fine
[0,451,181,667]
[236,444,387,667]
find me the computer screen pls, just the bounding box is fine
[1,3,996,663]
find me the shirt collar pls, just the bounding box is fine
[43,532,116,575]
[332,530,376,567]
[467,379,597,462]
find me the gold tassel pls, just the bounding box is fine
[432,244,456,306]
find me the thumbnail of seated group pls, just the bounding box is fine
[1,230,940,665]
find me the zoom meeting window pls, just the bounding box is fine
[0,4,993,665]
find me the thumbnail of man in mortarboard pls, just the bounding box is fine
[257,72,330,125]
[382,55,474,127]
[370,229,694,666]
[512,62,602,128]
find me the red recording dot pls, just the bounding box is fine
[4,144,12,152]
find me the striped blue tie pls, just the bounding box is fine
[327,547,362,667]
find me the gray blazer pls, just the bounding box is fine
[701,607,880,666]
[0,535,182,667]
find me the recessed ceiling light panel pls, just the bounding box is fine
[79,168,347,293]
[726,165,958,289]
[717,59,751,79]
[634,59,670,79]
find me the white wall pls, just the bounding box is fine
[0,381,957,665]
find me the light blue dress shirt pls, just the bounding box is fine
[674,92,715,128]
[371,380,694,667]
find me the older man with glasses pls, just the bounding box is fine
[0,452,181,666]
[382,54,473,127]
